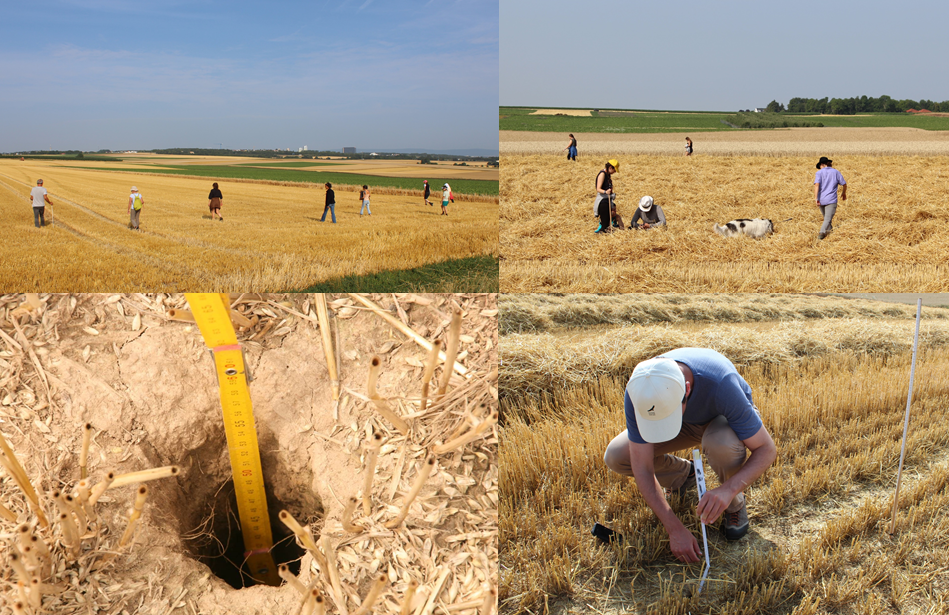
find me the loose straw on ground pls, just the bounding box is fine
[385,455,436,528]
[79,423,92,480]
[420,339,442,412]
[347,294,468,377]
[362,432,383,516]
[437,309,463,398]
[108,465,179,489]
[367,356,409,435]
[890,298,923,534]
[314,294,339,401]
[119,485,148,547]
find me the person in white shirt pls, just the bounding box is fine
[128,186,145,230]
[30,179,52,228]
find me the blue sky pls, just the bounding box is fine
[501,0,949,112]
[0,0,498,153]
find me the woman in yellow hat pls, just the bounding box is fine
[594,159,619,233]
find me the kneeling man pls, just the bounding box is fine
[603,348,776,563]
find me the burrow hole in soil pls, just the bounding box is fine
[182,474,314,589]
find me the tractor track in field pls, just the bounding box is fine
[0,177,214,284]
[0,171,252,260]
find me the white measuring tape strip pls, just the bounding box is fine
[693,448,711,594]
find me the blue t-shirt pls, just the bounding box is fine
[814,167,846,205]
[624,348,762,444]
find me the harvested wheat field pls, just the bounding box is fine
[500,293,949,615]
[0,293,498,615]
[500,150,949,292]
[0,161,498,291]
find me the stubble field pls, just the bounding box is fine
[0,160,499,292]
[499,294,949,615]
[499,129,949,292]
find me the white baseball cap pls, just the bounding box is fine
[627,358,686,443]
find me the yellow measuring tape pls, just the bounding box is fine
[185,293,280,587]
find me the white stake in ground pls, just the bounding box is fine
[889,298,923,534]
[692,449,711,593]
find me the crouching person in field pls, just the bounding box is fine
[629,196,665,230]
[603,349,777,563]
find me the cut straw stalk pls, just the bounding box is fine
[400,578,419,615]
[278,510,327,569]
[354,574,387,615]
[320,534,348,615]
[58,512,80,556]
[279,564,307,594]
[385,455,436,529]
[347,294,468,377]
[433,412,498,455]
[88,470,115,505]
[0,430,49,527]
[420,339,442,412]
[29,577,42,610]
[0,501,17,523]
[362,432,383,516]
[436,309,463,398]
[9,552,31,584]
[119,485,148,547]
[480,585,497,615]
[108,465,179,489]
[342,496,365,533]
[314,294,339,401]
[367,356,409,435]
[80,423,92,480]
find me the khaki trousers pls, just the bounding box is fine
[603,416,747,512]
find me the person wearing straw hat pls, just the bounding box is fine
[629,196,666,230]
[128,186,144,230]
[30,179,53,228]
[593,159,619,233]
[814,156,847,240]
[602,349,777,562]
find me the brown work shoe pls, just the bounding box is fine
[722,499,749,541]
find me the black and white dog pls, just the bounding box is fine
[714,218,774,239]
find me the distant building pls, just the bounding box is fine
[753,108,766,113]
[303,145,308,151]
[342,147,356,154]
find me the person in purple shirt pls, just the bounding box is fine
[814,156,847,240]
[602,348,777,562]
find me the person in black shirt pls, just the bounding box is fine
[594,159,619,233]
[423,180,433,206]
[321,182,337,223]
[208,182,223,221]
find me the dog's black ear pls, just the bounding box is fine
[726,222,737,232]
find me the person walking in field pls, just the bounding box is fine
[423,180,433,206]
[562,133,578,161]
[440,183,450,216]
[685,137,693,156]
[128,186,144,230]
[814,156,847,240]
[30,179,53,228]
[208,182,224,221]
[602,349,777,562]
[321,182,336,223]
[629,196,666,230]
[359,185,371,216]
[593,159,619,233]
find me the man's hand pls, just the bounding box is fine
[669,525,702,563]
[696,485,736,525]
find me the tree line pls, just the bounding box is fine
[765,96,949,115]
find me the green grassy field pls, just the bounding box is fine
[73,164,499,196]
[500,106,949,133]
[294,255,499,292]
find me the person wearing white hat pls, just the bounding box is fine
[629,196,666,230]
[128,186,145,230]
[30,179,53,228]
[602,348,776,562]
